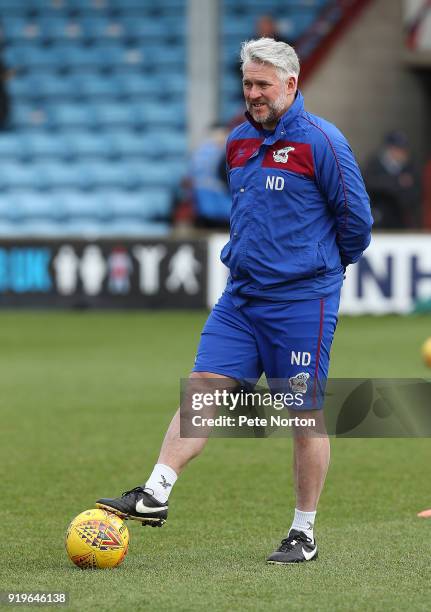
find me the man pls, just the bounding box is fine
[190,123,231,229]
[363,130,420,229]
[97,38,372,564]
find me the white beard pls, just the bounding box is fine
[246,89,289,125]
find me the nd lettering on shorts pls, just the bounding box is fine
[193,289,341,409]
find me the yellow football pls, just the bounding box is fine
[65,508,129,569]
[421,337,431,368]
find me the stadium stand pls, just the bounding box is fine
[0,0,371,237]
[0,0,187,237]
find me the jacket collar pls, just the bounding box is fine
[245,90,304,143]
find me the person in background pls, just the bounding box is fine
[189,123,231,230]
[363,131,421,229]
[255,14,291,44]
[170,176,196,230]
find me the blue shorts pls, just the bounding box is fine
[193,290,341,409]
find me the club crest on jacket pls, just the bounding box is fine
[273,146,295,163]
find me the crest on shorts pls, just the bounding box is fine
[273,146,295,164]
[289,372,310,394]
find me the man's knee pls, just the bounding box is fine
[189,371,236,382]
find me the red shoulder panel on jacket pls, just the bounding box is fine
[227,138,263,168]
[263,141,314,177]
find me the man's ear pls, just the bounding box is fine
[286,75,297,94]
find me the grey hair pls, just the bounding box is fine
[240,37,300,81]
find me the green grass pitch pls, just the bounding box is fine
[0,311,430,611]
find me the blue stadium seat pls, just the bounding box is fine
[51,43,139,71]
[0,220,23,237]
[71,74,117,99]
[38,16,73,41]
[221,19,254,38]
[107,130,184,159]
[80,16,115,40]
[92,103,133,128]
[51,43,143,71]
[26,0,65,10]
[119,18,183,41]
[133,103,185,129]
[114,73,186,99]
[0,0,30,14]
[103,45,145,70]
[300,0,328,6]
[110,0,185,14]
[66,0,108,11]
[222,0,270,5]
[59,191,109,221]
[152,131,187,157]
[114,73,155,98]
[8,76,32,99]
[12,105,41,131]
[38,74,77,99]
[104,192,146,219]
[11,74,76,100]
[157,73,186,96]
[104,189,171,220]
[91,44,139,70]
[142,190,172,218]
[13,192,66,222]
[22,132,69,160]
[36,161,84,190]
[110,0,184,7]
[79,161,138,190]
[0,162,42,190]
[2,17,40,41]
[0,222,35,237]
[54,45,103,69]
[108,131,148,157]
[140,45,186,69]
[108,130,186,159]
[0,134,24,159]
[47,104,94,130]
[63,132,113,159]
[100,220,170,237]
[138,161,183,188]
[0,195,23,222]
[5,45,60,70]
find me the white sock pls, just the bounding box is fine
[145,463,178,504]
[290,508,316,542]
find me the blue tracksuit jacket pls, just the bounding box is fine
[221,90,373,302]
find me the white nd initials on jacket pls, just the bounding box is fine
[266,175,285,191]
